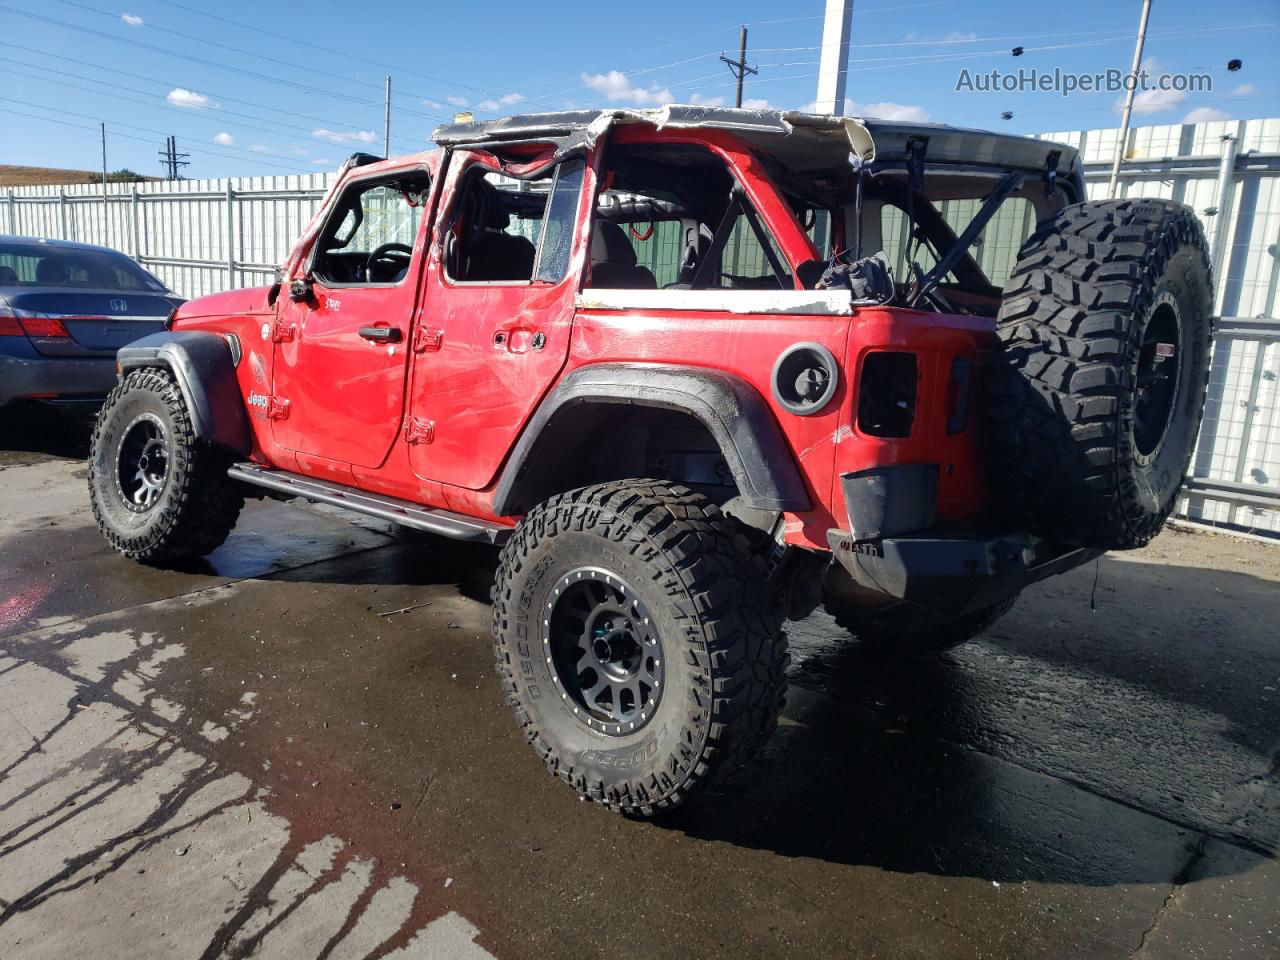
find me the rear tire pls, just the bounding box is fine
[491,480,787,816]
[988,199,1212,548]
[88,368,244,562]
[823,596,1015,654]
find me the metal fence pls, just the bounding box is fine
[5,117,1280,537]
[4,173,333,298]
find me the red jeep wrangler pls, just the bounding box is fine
[88,107,1211,815]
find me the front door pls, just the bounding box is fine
[405,152,589,489]
[271,166,435,471]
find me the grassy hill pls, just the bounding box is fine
[0,165,159,187]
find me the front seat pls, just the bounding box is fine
[589,222,657,289]
[0,265,18,285]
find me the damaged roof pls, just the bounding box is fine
[431,105,1080,179]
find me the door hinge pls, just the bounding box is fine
[267,396,290,420]
[403,416,434,444]
[271,319,296,343]
[412,327,443,353]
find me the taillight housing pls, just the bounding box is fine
[0,305,72,338]
[0,306,21,336]
[857,351,918,438]
[19,316,72,338]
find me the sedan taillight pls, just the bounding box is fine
[18,316,72,338]
[0,306,73,338]
[0,305,21,336]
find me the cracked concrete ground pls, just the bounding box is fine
[1,406,1277,959]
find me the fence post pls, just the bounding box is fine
[130,189,140,260]
[59,189,67,239]
[6,189,13,235]
[225,182,235,288]
[1209,133,1239,309]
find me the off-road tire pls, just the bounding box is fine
[491,480,788,816]
[989,198,1212,548]
[823,596,1015,654]
[88,368,244,562]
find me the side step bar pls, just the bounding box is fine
[227,462,510,545]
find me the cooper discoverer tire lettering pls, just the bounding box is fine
[88,368,245,562]
[490,480,788,816]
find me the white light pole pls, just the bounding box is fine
[816,0,855,115]
[1107,0,1153,199]
[383,75,392,158]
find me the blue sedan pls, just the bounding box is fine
[0,235,184,408]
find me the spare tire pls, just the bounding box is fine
[988,198,1212,549]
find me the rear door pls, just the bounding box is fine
[271,166,436,470]
[404,152,589,489]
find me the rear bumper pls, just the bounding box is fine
[0,352,116,407]
[827,527,1100,618]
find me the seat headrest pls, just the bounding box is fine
[35,258,69,284]
[590,222,637,268]
[0,265,18,285]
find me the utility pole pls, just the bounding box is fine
[719,27,757,108]
[384,75,392,158]
[816,0,855,114]
[1107,0,1153,198]
[101,122,109,246]
[158,136,189,180]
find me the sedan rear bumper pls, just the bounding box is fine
[0,352,117,407]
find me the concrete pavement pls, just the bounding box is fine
[1,407,1277,959]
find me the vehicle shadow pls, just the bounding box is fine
[658,553,1279,883]
[0,401,94,465]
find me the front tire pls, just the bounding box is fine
[88,368,244,562]
[491,480,787,816]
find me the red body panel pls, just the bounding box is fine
[168,130,995,552]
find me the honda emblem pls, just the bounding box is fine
[110,298,128,312]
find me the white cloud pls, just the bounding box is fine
[248,144,269,153]
[121,12,143,26]
[689,93,726,107]
[742,97,771,110]
[944,30,978,42]
[1234,83,1257,96]
[581,70,673,106]
[311,128,378,144]
[446,95,469,108]
[423,99,445,110]
[212,131,234,146]
[310,158,333,166]
[166,88,214,109]
[1123,87,1187,116]
[477,92,525,111]
[849,100,931,122]
[1183,106,1232,123]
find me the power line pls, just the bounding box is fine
[0,96,339,170]
[0,57,422,154]
[0,4,444,124]
[48,0,472,121]
[0,42,422,151]
[148,0,497,103]
[0,107,313,174]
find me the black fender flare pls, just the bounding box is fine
[117,331,253,455]
[493,363,811,516]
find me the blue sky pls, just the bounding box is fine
[0,0,1276,178]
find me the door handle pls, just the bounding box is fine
[359,326,402,343]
